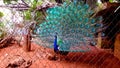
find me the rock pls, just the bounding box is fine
[6,56,25,68]
[47,53,58,60]
[20,60,32,68]
[6,56,32,68]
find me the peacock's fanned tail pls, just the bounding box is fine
[34,1,102,52]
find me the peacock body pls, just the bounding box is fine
[34,1,102,52]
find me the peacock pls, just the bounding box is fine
[34,1,102,55]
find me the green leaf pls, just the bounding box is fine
[35,11,45,23]
[64,0,71,4]
[3,0,18,4]
[31,0,37,9]
[0,22,4,27]
[24,10,31,20]
[30,0,43,10]
[3,0,10,4]
[109,0,114,3]
[0,12,4,18]
[37,1,43,5]
[0,31,6,38]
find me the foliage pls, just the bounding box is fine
[24,10,32,20]
[109,0,120,3]
[35,11,45,23]
[0,0,47,41]
[31,0,43,10]
[3,0,44,21]
[0,11,4,18]
[0,11,5,38]
[3,0,18,4]
[0,22,6,39]
[109,0,114,3]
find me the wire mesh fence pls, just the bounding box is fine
[0,0,120,68]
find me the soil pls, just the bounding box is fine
[0,41,120,68]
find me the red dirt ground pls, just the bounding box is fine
[0,42,120,68]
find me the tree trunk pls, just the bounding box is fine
[25,29,31,51]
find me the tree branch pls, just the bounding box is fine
[21,0,30,7]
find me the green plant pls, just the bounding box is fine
[0,11,4,18]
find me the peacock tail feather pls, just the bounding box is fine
[34,1,102,52]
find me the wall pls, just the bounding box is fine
[114,33,120,60]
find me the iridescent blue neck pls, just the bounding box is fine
[54,35,59,51]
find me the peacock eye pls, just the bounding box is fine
[84,18,89,23]
[91,28,96,32]
[80,24,84,28]
[84,4,89,9]
[91,19,95,24]
[85,25,90,29]
[79,18,83,21]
